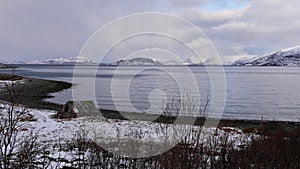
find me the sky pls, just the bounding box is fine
[0,0,300,64]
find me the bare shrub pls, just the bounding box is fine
[0,70,42,169]
[227,127,300,169]
[162,91,209,118]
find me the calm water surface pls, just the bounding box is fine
[5,65,300,122]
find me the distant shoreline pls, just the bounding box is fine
[7,63,300,67]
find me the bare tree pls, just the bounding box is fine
[0,69,42,169]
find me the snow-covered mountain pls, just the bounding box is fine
[233,46,300,66]
[1,61,26,64]
[158,59,188,65]
[113,57,212,66]
[184,57,216,66]
[27,56,97,65]
[114,58,163,66]
[0,63,6,68]
[26,56,216,66]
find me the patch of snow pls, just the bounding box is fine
[0,80,25,88]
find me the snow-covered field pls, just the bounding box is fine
[25,107,255,149]
[0,103,257,167]
[0,79,25,88]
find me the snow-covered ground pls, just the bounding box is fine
[25,108,255,148]
[0,103,257,167]
[0,79,25,88]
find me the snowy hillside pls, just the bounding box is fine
[114,57,163,66]
[28,56,97,65]
[0,63,6,68]
[114,57,209,66]
[233,46,300,66]
[184,57,216,66]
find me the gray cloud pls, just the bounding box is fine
[203,0,300,62]
[168,0,209,7]
[1,0,300,64]
[0,0,154,62]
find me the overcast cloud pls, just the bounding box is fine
[0,0,300,64]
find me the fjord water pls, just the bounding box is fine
[9,65,300,122]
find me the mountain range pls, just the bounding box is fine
[112,57,208,66]
[27,56,97,65]
[113,57,196,66]
[17,55,211,66]
[233,46,300,66]
[3,46,300,66]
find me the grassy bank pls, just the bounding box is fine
[99,109,300,135]
[0,74,72,110]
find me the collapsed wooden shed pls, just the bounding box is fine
[59,101,99,118]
